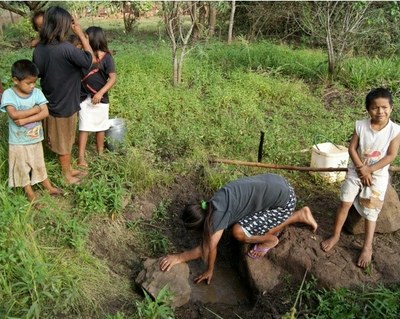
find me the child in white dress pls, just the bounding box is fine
[78,26,117,168]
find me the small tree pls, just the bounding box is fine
[227,0,236,44]
[162,1,197,86]
[0,1,48,17]
[297,1,369,76]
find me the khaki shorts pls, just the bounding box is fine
[43,113,77,155]
[341,177,387,222]
[9,142,48,187]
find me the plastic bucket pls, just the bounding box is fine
[310,142,349,183]
[105,118,126,151]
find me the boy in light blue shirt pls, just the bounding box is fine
[1,59,62,203]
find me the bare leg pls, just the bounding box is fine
[23,184,36,202]
[59,154,80,184]
[96,131,105,155]
[321,201,352,252]
[357,219,376,268]
[78,131,89,167]
[233,206,318,258]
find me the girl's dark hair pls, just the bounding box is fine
[39,6,72,44]
[365,87,393,110]
[182,203,207,230]
[85,26,110,58]
[11,59,39,80]
[182,202,213,256]
[31,10,45,32]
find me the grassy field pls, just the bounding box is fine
[1,16,400,318]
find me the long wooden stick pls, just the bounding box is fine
[209,157,400,172]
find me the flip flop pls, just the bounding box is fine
[247,244,272,259]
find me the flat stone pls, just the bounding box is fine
[135,258,191,308]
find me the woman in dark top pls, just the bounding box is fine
[33,6,95,184]
[160,174,318,284]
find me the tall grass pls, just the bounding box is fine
[1,16,400,318]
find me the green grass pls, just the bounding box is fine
[1,15,400,318]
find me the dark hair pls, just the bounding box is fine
[67,34,81,47]
[39,6,72,44]
[11,60,39,80]
[182,202,213,258]
[31,10,45,32]
[86,26,110,57]
[365,87,393,110]
[182,203,207,230]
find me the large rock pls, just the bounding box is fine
[135,258,191,308]
[344,183,400,235]
[240,224,400,292]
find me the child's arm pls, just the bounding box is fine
[92,72,117,104]
[194,229,224,285]
[348,130,373,186]
[71,17,96,63]
[160,245,202,271]
[6,104,49,126]
[348,130,364,168]
[358,134,400,186]
[5,104,41,121]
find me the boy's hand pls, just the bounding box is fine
[14,118,26,126]
[356,165,370,177]
[360,173,372,186]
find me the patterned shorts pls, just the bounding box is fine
[238,186,297,236]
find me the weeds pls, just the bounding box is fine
[1,13,400,319]
[134,286,175,319]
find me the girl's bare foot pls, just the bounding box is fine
[302,206,318,233]
[247,236,279,259]
[64,174,81,185]
[321,235,339,252]
[357,247,372,269]
[72,169,88,177]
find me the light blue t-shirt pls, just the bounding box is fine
[0,87,48,145]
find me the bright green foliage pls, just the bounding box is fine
[305,285,400,319]
[1,15,400,319]
[134,286,175,319]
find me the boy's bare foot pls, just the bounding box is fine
[33,202,44,210]
[77,160,88,168]
[321,236,339,252]
[49,188,65,196]
[357,247,372,268]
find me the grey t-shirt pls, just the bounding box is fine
[211,174,290,232]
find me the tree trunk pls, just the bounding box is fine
[208,3,216,37]
[228,0,236,44]
[9,11,15,24]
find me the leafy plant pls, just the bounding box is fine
[134,286,175,319]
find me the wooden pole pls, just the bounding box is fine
[209,157,400,173]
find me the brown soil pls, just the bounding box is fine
[87,172,400,318]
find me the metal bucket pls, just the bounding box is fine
[105,118,126,151]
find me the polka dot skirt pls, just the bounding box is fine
[238,186,296,236]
